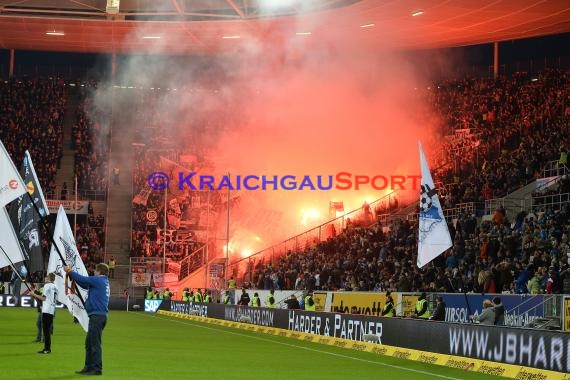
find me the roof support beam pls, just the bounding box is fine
[171,0,184,15]
[225,0,245,19]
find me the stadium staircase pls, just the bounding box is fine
[177,192,410,289]
[389,203,417,222]
[104,90,135,295]
[484,160,568,220]
[54,86,80,194]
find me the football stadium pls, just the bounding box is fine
[0,1,569,379]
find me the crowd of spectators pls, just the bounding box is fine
[425,69,569,205]
[244,205,570,295]
[73,87,109,192]
[131,149,165,258]
[531,177,570,210]
[75,212,106,274]
[129,89,218,263]
[125,69,570,297]
[240,69,570,294]
[0,77,66,195]
[0,78,108,284]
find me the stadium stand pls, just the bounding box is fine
[0,77,66,195]
[0,78,107,280]
[237,69,570,293]
[73,86,109,193]
[1,67,567,297]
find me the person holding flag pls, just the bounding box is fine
[31,272,57,354]
[65,263,110,376]
[47,206,90,331]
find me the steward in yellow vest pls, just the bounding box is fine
[182,288,190,302]
[415,293,429,319]
[252,293,260,307]
[304,292,315,311]
[266,290,276,308]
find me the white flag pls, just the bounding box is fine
[47,205,89,332]
[0,139,26,208]
[417,142,452,268]
[0,208,26,268]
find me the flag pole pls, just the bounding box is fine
[74,175,77,239]
[27,192,86,307]
[224,173,230,288]
[7,200,33,282]
[204,189,210,289]
[0,245,33,292]
[464,291,473,322]
[163,185,167,274]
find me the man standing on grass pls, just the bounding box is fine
[64,263,110,376]
[31,273,57,354]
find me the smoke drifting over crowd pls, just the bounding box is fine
[94,2,447,259]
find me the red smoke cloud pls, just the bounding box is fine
[208,49,433,258]
[105,9,446,263]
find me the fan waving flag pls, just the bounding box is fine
[10,151,50,273]
[0,208,27,269]
[417,142,452,268]
[47,205,89,332]
[0,139,26,208]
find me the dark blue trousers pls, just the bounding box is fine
[42,313,54,351]
[85,314,107,372]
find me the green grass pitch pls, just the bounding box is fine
[0,308,508,379]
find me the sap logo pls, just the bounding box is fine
[145,300,163,313]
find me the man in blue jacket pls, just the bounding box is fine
[64,263,110,376]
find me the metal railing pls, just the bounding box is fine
[534,174,564,193]
[477,160,569,216]
[543,295,563,318]
[542,160,569,178]
[178,245,207,280]
[44,186,107,201]
[506,294,543,316]
[407,202,476,222]
[531,192,570,212]
[484,197,528,216]
[226,191,401,286]
[506,294,562,329]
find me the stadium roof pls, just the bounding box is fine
[0,0,569,54]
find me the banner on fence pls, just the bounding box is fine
[329,292,390,316]
[441,294,544,327]
[400,294,419,317]
[165,302,570,373]
[564,297,570,331]
[132,272,152,287]
[46,200,89,214]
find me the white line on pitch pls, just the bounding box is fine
[142,313,463,380]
